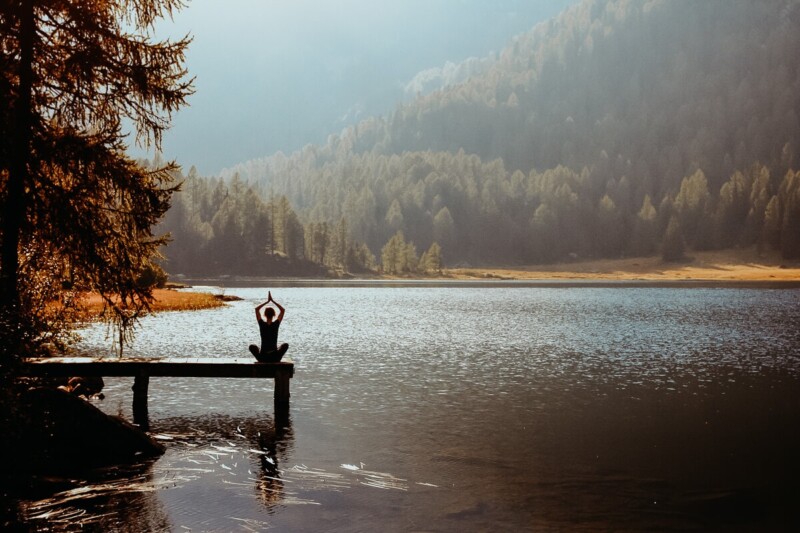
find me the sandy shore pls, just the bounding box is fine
[446,249,800,282]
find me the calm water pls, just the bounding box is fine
[12,285,800,531]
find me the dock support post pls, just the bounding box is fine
[132,373,150,430]
[274,366,291,410]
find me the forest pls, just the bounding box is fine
[159,0,800,276]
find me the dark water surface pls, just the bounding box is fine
[13,286,800,531]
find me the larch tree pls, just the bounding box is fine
[381,231,406,274]
[661,215,685,262]
[419,241,443,273]
[762,195,782,251]
[0,0,193,369]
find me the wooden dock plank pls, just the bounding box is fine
[20,357,294,379]
[19,357,295,427]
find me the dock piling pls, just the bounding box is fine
[132,373,150,429]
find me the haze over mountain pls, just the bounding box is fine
[160,0,800,275]
[140,0,576,175]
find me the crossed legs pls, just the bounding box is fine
[249,343,289,363]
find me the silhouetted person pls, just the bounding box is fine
[249,291,289,363]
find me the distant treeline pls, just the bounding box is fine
[161,0,800,274]
[159,156,800,275]
[158,167,441,276]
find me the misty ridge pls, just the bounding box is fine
[156,0,800,277]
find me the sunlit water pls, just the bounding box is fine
[12,285,800,531]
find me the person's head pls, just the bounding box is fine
[265,307,276,321]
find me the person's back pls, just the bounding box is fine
[258,310,281,351]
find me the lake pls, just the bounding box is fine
[11,284,800,531]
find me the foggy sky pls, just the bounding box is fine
[136,0,578,175]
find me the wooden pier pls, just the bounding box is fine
[20,357,294,427]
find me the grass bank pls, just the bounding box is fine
[81,288,225,317]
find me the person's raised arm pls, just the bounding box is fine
[271,295,285,322]
[254,299,269,322]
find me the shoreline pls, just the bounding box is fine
[83,250,800,315]
[445,252,800,282]
[171,250,800,287]
[176,278,800,289]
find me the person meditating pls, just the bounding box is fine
[249,292,289,363]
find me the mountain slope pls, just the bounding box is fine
[375,0,800,192]
[167,0,800,272]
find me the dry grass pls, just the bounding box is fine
[80,288,224,317]
[446,248,800,282]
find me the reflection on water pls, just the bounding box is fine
[7,286,800,530]
[19,462,170,531]
[19,413,296,531]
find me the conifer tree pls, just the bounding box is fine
[762,195,782,251]
[381,232,402,274]
[332,217,348,269]
[662,216,685,262]
[674,170,710,249]
[630,195,657,256]
[419,242,443,273]
[402,241,419,274]
[0,0,193,361]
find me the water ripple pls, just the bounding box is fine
[30,286,800,531]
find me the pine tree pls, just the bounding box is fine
[402,241,419,274]
[674,170,710,249]
[762,195,782,250]
[630,195,658,256]
[419,242,443,273]
[714,171,748,247]
[433,207,456,255]
[346,242,376,273]
[661,216,685,262]
[0,0,193,360]
[381,231,411,274]
[332,217,348,270]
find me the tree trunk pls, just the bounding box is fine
[1,0,34,355]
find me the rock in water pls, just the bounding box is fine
[4,387,164,473]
